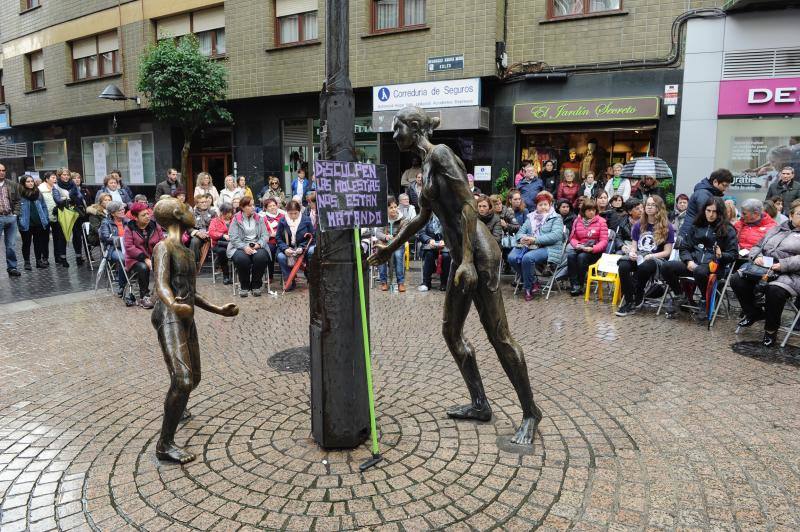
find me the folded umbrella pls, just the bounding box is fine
[706,259,718,328]
[620,156,673,179]
[57,206,80,242]
[283,233,314,292]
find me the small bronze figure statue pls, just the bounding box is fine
[368,106,542,444]
[151,198,239,463]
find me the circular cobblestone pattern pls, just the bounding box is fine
[1,281,800,530]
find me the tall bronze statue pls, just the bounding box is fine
[151,198,239,463]
[368,106,542,445]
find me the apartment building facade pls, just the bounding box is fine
[0,0,727,196]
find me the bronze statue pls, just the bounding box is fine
[368,106,542,445]
[151,198,239,463]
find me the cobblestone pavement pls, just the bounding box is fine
[1,279,800,531]
[0,241,96,304]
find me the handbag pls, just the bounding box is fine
[501,234,514,249]
[738,261,776,282]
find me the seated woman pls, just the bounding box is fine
[612,198,643,254]
[508,191,564,301]
[557,169,580,209]
[123,202,164,309]
[375,196,409,292]
[476,195,502,246]
[732,201,800,347]
[615,196,675,316]
[86,193,112,248]
[226,197,270,297]
[661,197,738,317]
[276,200,315,292]
[208,203,234,284]
[507,189,528,229]
[734,198,776,254]
[99,201,129,298]
[556,198,575,234]
[415,213,451,292]
[567,199,609,296]
[596,190,619,231]
[262,197,285,282]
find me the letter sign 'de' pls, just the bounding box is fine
[748,88,773,104]
[774,88,797,104]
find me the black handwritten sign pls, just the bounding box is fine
[314,161,388,232]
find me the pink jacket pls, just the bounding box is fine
[569,215,608,254]
[123,220,164,270]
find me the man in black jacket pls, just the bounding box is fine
[764,166,800,215]
[0,163,21,276]
[154,168,181,200]
[679,169,733,240]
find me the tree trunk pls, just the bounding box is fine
[180,130,192,202]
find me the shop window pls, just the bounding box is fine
[715,119,800,205]
[81,132,156,185]
[72,32,119,81]
[0,71,5,103]
[550,0,622,19]
[156,6,226,58]
[275,1,318,45]
[21,0,40,11]
[372,0,425,33]
[33,139,67,170]
[27,50,44,90]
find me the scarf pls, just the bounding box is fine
[528,208,553,237]
[478,212,495,226]
[21,187,41,201]
[612,176,622,190]
[287,215,302,246]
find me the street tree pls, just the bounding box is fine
[137,35,231,186]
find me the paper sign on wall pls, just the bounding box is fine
[93,143,107,184]
[128,140,144,184]
[473,165,492,181]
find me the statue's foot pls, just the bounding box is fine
[447,403,492,422]
[510,416,540,446]
[155,441,196,464]
[180,408,192,423]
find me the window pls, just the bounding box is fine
[28,50,44,90]
[275,1,318,45]
[0,71,5,104]
[156,6,226,58]
[81,132,156,185]
[72,32,119,81]
[372,0,425,32]
[33,139,68,170]
[550,0,621,18]
[21,0,40,11]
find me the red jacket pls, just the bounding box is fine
[123,220,164,270]
[208,216,230,247]
[569,215,609,254]
[734,213,777,250]
[557,181,581,208]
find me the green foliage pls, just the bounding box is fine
[494,167,511,201]
[137,35,232,135]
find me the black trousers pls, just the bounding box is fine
[20,225,50,262]
[213,242,229,276]
[232,248,270,290]
[71,220,84,258]
[617,258,660,304]
[731,273,792,332]
[661,260,711,297]
[567,249,600,287]
[52,224,67,260]
[129,261,151,299]
[421,249,451,288]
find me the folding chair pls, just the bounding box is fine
[81,222,96,271]
[109,236,137,303]
[94,239,115,293]
[779,299,800,347]
[544,240,570,300]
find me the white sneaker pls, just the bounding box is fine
[417,285,429,292]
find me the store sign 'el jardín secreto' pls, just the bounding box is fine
[513,97,660,124]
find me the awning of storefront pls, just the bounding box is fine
[372,106,489,132]
[722,0,800,12]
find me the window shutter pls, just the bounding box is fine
[98,32,119,53]
[72,37,97,59]
[157,13,191,39]
[193,6,225,32]
[30,51,43,71]
[276,0,318,18]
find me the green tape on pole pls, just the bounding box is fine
[354,227,380,456]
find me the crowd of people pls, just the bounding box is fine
[3,159,800,347]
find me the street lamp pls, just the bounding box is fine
[98,83,141,106]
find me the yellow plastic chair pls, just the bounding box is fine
[584,253,623,307]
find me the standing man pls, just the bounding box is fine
[765,166,800,215]
[517,163,544,211]
[679,168,733,240]
[155,168,181,199]
[400,156,422,190]
[0,163,21,277]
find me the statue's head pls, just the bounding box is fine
[392,106,440,152]
[153,197,195,231]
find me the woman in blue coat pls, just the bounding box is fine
[276,200,315,290]
[508,191,564,301]
[17,175,50,269]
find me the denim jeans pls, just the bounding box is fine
[508,246,549,291]
[379,247,405,284]
[0,215,18,270]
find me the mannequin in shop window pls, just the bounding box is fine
[580,141,598,180]
[561,148,582,175]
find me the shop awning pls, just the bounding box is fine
[372,106,489,132]
[722,0,800,12]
